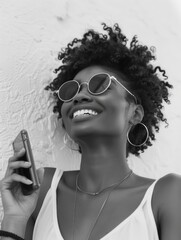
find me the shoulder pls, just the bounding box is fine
[32,167,57,220]
[153,173,181,240]
[36,167,57,185]
[153,173,181,209]
[159,172,181,184]
[153,173,181,238]
[154,173,181,204]
[38,166,56,175]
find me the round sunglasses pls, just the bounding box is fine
[55,73,137,104]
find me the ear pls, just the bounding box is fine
[129,104,144,125]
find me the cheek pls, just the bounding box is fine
[104,100,130,131]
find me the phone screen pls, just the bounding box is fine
[12,130,40,195]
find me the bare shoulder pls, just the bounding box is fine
[152,173,181,210]
[154,173,181,204]
[152,173,181,239]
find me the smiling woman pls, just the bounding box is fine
[45,23,172,157]
[1,23,181,240]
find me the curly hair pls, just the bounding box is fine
[45,23,173,157]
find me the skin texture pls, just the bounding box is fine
[61,65,144,193]
[56,65,153,239]
[25,65,181,240]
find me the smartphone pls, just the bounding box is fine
[12,129,40,195]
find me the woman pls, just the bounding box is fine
[1,23,181,240]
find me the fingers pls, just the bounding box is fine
[0,173,32,194]
[9,161,31,170]
[5,149,27,177]
[8,148,26,163]
[3,173,32,188]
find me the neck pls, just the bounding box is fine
[77,135,131,193]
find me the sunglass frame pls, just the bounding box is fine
[55,73,137,104]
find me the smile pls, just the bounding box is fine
[73,109,98,119]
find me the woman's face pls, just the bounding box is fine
[61,65,136,143]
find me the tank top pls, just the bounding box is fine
[33,168,160,240]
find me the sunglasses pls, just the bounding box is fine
[55,73,137,104]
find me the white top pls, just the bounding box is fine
[33,168,160,240]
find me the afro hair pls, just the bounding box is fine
[45,23,173,157]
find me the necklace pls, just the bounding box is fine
[72,170,133,240]
[76,171,133,195]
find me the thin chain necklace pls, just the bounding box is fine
[72,170,133,240]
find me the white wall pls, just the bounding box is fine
[0,0,181,222]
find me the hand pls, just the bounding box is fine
[0,149,44,220]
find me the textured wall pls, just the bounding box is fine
[0,0,181,223]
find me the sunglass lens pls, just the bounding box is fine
[58,81,79,101]
[89,74,110,94]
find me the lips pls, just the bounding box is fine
[69,105,102,119]
[73,109,98,119]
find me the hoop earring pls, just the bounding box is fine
[63,132,79,151]
[127,122,149,147]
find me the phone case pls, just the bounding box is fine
[12,129,40,195]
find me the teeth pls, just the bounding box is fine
[73,109,98,118]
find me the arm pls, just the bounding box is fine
[0,215,34,240]
[0,167,45,240]
[1,216,29,240]
[157,173,181,240]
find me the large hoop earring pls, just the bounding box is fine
[63,132,79,151]
[127,122,149,147]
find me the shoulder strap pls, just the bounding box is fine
[32,167,56,221]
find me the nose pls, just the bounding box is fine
[73,82,92,104]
